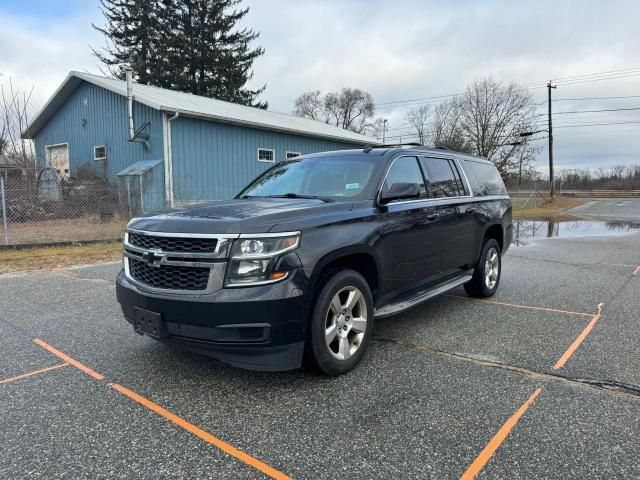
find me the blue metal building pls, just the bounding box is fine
[23,71,375,211]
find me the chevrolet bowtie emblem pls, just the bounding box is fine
[141,250,166,267]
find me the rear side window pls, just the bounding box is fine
[383,156,427,198]
[465,160,507,196]
[424,158,466,198]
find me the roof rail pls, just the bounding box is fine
[363,142,425,153]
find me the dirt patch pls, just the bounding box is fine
[0,242,122,274]
[513,197,585,220]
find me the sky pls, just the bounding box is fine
[1,0,639,173]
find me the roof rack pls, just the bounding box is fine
[363,142,425,153]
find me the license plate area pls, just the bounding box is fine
[134,308,168,339]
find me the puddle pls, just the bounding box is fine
[513,219,640,246]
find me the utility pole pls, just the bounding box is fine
[547,81,557,197]
[382,119,388,143]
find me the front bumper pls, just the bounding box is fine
[116,270,308,371]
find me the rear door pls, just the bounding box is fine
[422,156,479,273]
[376,156,441,301]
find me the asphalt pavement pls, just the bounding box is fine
[1,199,639,479]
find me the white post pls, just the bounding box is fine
[1,177,9,245]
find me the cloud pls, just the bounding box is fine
[1,0,639,171]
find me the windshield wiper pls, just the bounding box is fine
[266,193,334,202]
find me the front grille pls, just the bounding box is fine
[128,232,218,253]
[128,258,210,291]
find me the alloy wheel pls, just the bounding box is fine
[324,286,368,360]
[484,247,499,289]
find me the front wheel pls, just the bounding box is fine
[308,269,374,376]
[464,238,502,298]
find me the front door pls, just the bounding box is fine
[376,156,441,303]
[47,144,69,179]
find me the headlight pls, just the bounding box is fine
[225,233,300,286]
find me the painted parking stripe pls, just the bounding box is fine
[633,266,640,275]
[460,387,542,480]
[111,383,292,480]
[446,295,593,317]
[33,339,105,380]
[0,363,69,385]
[553,303,604,370]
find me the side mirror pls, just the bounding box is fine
[379,182,421,204]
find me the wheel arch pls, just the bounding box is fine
[308,246,381,304]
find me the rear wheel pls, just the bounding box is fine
[308,269,374,376]
[464,238,501,298]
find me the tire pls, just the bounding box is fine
[464,238,502,298]
[308,269,374,376]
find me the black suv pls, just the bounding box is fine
[116,146,512,375]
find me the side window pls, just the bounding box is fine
[449,161,469,196]
[383,156,427,199]
[465,160,507,196]
[425,158,462,198]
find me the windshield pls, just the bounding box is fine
[237,156,377,201]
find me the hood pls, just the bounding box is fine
[128,198,355,234]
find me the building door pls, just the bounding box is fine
[46,144,69,179]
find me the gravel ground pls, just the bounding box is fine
[1,200,639,479]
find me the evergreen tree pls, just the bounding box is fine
[92,0,267,108]
[91,0,162,85]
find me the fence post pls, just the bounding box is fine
[1,176,8,245]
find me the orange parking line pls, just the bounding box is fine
[633,266,640,275]
[446,295,593,317]
[110,383,291,480]
[33,339,105,380]
[460,387,542,480]
[0,363,69,385]
[553,303,604,370]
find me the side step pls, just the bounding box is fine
[374,274,473,319]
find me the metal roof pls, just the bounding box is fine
[23,71,379,145]
[116,159,163,176]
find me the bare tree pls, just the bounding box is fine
[430,98,472,153]
[405,105,431,144]
[457,77,537,176]
[293,88,380,135]
[293,90,324,120]
[0,77,35,168]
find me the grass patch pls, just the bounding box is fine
[512,196,585,220]
[0,242,122,274]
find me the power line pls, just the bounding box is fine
[554,106,640,115]
[553,95,640,102]
[371,67,640,112]
[518,66,640,87]
[554,121,640,129]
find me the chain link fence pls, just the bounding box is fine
[0,168,198,247]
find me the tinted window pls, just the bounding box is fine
[383,156,427,198]
[449,161,468,196]
[465,160,507,196]
[426,158,463,198]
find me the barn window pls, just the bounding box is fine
[257,148,275,163]
[285,151,301,160]
[94,145,107,160]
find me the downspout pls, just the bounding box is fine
[163,111,179,208]
[125,68,135,141]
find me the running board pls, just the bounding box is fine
[375,274,473,319]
